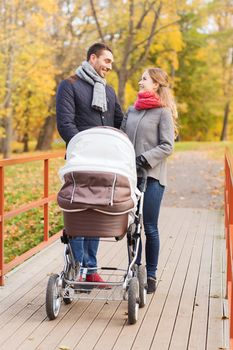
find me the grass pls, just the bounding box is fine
[2,140,233,264]
[3,155,65,264]
[174,141,233,159]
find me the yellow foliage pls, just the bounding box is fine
[0,0,59,144]
[125,83,138,108]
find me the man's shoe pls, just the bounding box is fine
[86,273,111,289]
[147,277,156,294]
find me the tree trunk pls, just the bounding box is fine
[22,132,29,152]
[0,119,4,153]
[117,71,127,109]
[35,115,56,150]
[220,100,230,141]
[2,114,13,158]
[2,0,15,159]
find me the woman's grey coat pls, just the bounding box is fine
[121,106,174,186]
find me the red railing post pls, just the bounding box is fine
[0,166,5,286]
[0,151,64,284]
[44,158,49,241]
[225,148,233,349]
[226,156,230,297]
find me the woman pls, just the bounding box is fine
[121,67,178,293]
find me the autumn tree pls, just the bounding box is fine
[88,0,181,108]
[0,0,17,158]
[0,0,58,157]
[208,0,233,140]
[174,10,218,140]
[36,0,94,150]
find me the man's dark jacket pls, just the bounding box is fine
[56,76,123,144]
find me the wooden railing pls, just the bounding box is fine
[0,151,64,286]
[225,147,233,349]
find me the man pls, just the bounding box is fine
[56,43,123,283]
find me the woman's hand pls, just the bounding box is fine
[136,155,150,170]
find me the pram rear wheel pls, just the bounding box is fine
[137,265,146,308]
[46,274,62,320]
[128,277,139,324]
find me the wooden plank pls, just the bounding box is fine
[16,300,89,350]
[0,238,122,349]
[207,211,227,350]
[73,220,155,350]
[128,209,205,350]
[48,243,128,350]
[0,240,63,302]
[112,208,194,350]
[0,235,115,305]
[18,239,127,350]
[167,210,212,349]
[186,211,217,349]
[149,209,207,349]
[92,302,127,350]
[74,301,122,350]
[0,262,60,329]
[93,208,179,350]
[0,208,226,350]
[0,300,76,350]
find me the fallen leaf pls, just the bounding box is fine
[221,315,229,320]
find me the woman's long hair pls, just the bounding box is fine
[147,68,178,137]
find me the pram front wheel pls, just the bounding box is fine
[46,274,62,320]
[137,265,147,308]
[63,289,73,304]
[128,277,139,324]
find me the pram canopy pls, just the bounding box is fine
[57,127,137,237]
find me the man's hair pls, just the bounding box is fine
[87,43,112,61]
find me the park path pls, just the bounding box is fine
[163,151,224,210]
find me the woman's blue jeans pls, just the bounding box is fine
[69,237,99,273]
[136,177,165,278]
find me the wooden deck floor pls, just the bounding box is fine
[0,207,229,350]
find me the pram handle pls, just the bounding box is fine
[138,168,148,193]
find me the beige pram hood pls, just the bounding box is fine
[59,127,137,198]
[57,127,138,237]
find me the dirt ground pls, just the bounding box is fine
[162,151,224,210]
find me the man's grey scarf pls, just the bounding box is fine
[76,61,107,112]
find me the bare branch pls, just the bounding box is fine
[129,19,180,56]
[89,0,105,42]
[121,0,135,68]
[127,1,162,77]
[88,0,122,72]
[135,0,157,30]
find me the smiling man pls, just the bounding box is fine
[56,43,123,284]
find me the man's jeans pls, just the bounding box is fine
[69,237,99,274]
[136,177,165,278]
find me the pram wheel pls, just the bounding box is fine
[46,274,62,320]
[63,289,73,304]
[128,277,139,324]
[137,265,146,308]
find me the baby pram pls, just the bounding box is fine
[45,126,147,324]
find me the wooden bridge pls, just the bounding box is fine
[0,206,228,350]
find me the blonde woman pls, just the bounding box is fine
[121,68,178,293]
